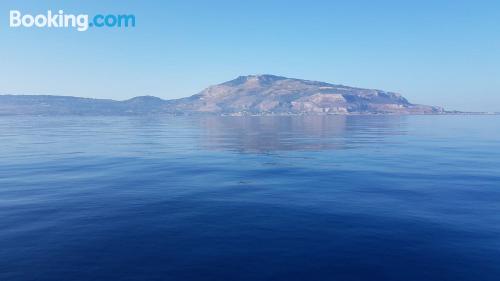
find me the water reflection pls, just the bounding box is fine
[193,115,408,153]
[0,115,410,159]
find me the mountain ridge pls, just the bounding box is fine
[0,75,447,115]
[166,74,440,115]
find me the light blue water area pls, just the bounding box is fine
[0,115,499,281]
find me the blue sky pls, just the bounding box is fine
[1,0,499,111]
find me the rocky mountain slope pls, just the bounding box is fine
[169,75,443,115]
[0,75,444,115]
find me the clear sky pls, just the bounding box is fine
[1,0,499,111]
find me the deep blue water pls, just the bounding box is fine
[0,115,499,281]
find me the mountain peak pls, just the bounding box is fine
[124,96,165,103]
[174,75,443,115]
[222,74,288,86]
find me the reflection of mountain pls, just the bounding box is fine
[193,115,408,153]
[0,75,445,116]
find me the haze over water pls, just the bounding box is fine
[1,115,499,281]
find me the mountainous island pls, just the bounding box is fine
[0,75,446,116]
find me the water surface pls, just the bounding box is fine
[1,115,499,281]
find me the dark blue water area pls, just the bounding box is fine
[0,115,499,281]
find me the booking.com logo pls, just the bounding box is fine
[9,10,135,31]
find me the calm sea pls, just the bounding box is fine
[1,115,499,281]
